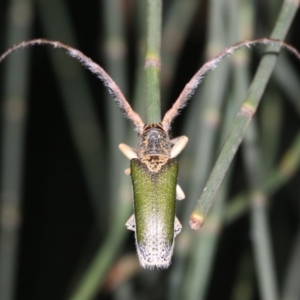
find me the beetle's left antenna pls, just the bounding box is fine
[0,39,144,132]
[162,38,300,131]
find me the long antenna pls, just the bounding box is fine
[0,39,145,132]
[162,38,300,132]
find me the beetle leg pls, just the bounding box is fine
[125,214,136,231]
[124,168,131,175]
[170,136,188,158]
[170,136,181,145]
[176,184,185,200]
[174,217,182,237]
[119,143,138,160]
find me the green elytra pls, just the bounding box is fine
[1,38,300,269]
[130,159,178,269]
[131,159,178,246]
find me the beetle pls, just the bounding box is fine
[1,38,299,269]
[119,123,188,269]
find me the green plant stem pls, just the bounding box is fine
[102,0,127,212]
[225,128,300,224]
[232,252,254,300]
[132,0,147,121]
[0,1,32,299]
[250,192,278,300]
[182,179,228,300]
[260,92,283,176]
[190,0,299,229]
[243,121,279,300]
[282,229,300,300]
[161,0,199,103]
[145,0,162,123]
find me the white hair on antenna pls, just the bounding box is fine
[162,38,300,131]
[0,39,144,132]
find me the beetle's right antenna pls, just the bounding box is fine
[162,38,300,132]
[0,39,144,132]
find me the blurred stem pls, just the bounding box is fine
[225,128,300,224]
[282,229,300,300]
[132,0,147,121]
[250,192,278,300]
[232,251,254,300]
[182,179,228,300]
[238,2,280,294]
[145,0,162,123]
[260,93,282,176]
[243,121,279,300]
[0,1,32,299]
[102,0,127,211]
[161,0,199,103]
[190,0,299,228]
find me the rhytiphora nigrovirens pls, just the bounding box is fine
[1,38,300,269]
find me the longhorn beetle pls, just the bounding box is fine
[1,38,300,269]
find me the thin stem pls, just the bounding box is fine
[0,0,33,299]
[132,0,147,121]
[243,121,279,300]
[232,252,255,300]
[260,92,283,176]
[282,229,300,300]
[224,128,300,224]
[102,0,128,217]
[161,0,199,103]
[145,0,162,123]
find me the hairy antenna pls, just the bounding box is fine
[162,38,300,131]
[0,39,144,132]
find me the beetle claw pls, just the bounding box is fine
[170,136,188,158]
[119,143,138,160]
[124,168,131,175]
[174,217,182,237]
[125,214,136,231]
[176,184,185,200]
